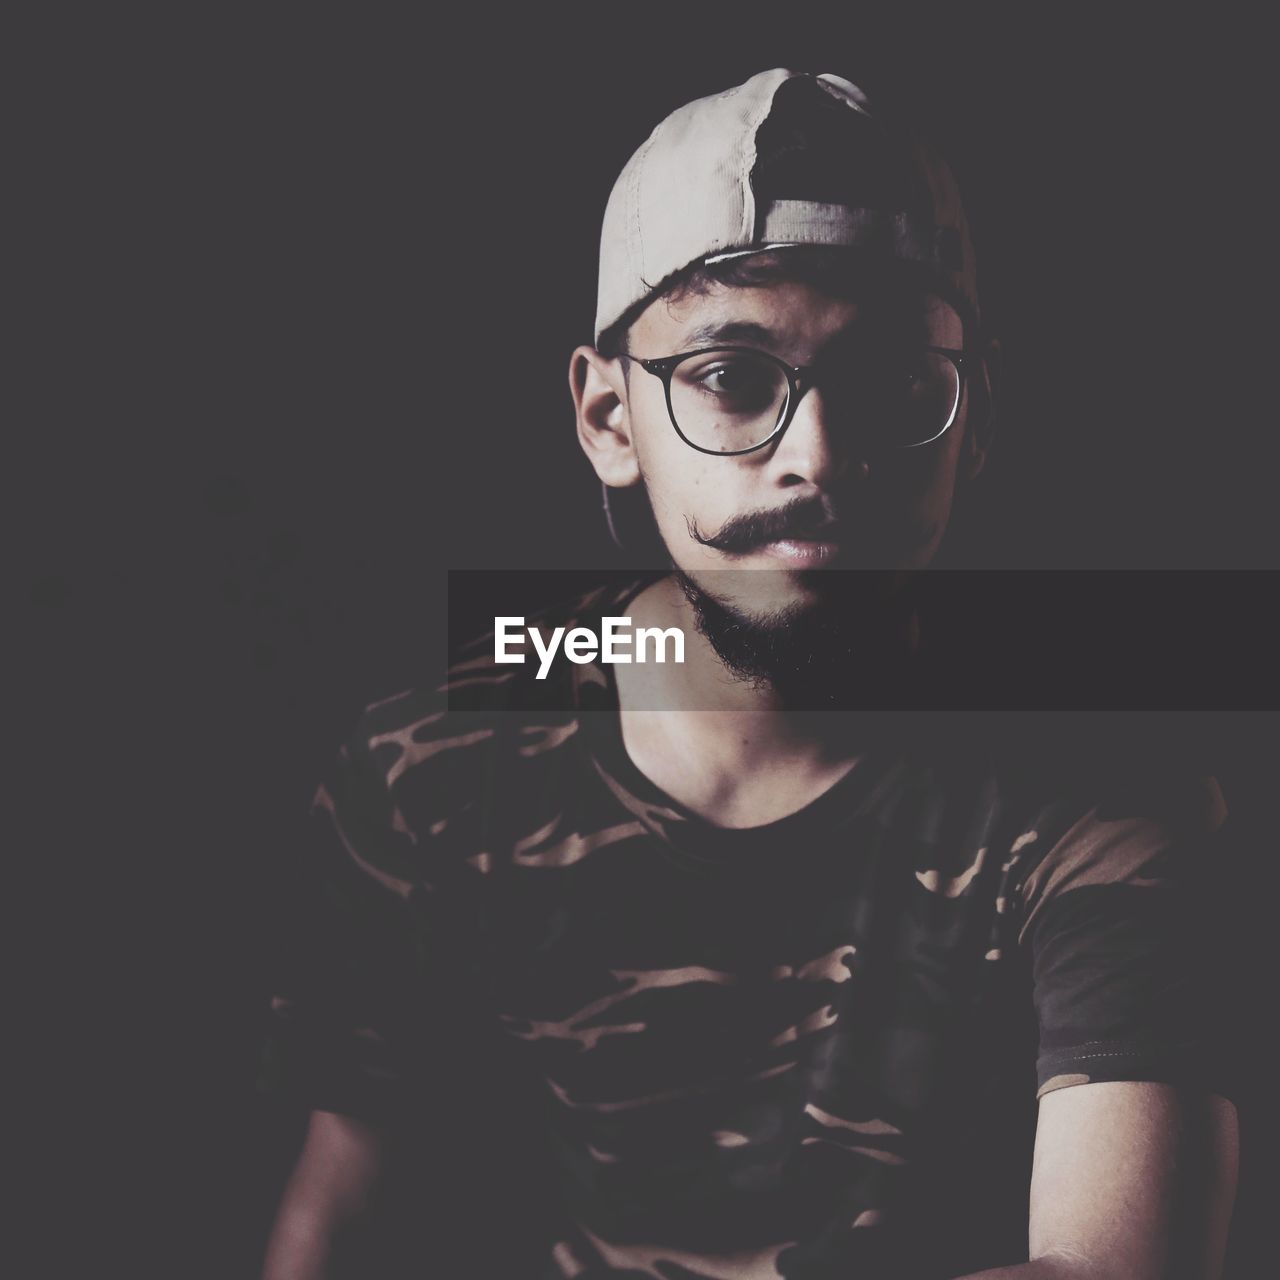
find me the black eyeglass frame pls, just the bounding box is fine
[631,344,972,457]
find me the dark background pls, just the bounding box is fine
[16,4,1274,1276]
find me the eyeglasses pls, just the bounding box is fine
[631,345,971,456]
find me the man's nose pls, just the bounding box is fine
[766,385,863,488]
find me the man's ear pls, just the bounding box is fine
[961,335,1001,484]
[569,345,641,488]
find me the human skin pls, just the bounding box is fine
[573,268,997,585]
[261,270,1236,1280]
[572,266,1000,680]
[567,270,1237,1279]
[569,265,999,826]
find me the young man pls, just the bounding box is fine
[259,70,1239,1278]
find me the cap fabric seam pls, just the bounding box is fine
[629,130,657,296]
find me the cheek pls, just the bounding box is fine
[874,456,948,520]
[877,423,966,510]
[866,435,965,572]
[631,398,732,533]
[642,455,728,544]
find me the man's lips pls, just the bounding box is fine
[758,537,845,565]
[740,520,937,563]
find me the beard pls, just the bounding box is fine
[673,567,926,708]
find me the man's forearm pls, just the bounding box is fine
[955,1260,1123,1280]
[260,1198,339,1280]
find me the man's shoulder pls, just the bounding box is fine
[889,713,1228,898]
[987,717,1227,838]
[958,717,1231,942]
[332,579,639,832]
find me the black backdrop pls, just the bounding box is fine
[16,4,1275,1276]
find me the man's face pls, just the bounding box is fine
[573,261,991,697]
[622,271,978,619]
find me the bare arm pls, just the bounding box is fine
[957,1082,1239,1280]
[261,1110,389,1280]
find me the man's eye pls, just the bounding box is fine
[694,360,771,396]
[700,363,744,389]
[864,359,930,396]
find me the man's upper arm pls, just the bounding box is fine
[1015,770,1236,1104]
[1007,764,1242,1276]
[1027,1082,1238,1280]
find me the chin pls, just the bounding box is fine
[680,561,906,625]
[673,562,925,705]
[727,565,822,619]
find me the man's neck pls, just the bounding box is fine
[609,576,875,828]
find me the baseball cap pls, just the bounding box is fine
[594,68,979,347]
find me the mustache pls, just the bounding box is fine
[688,496,936,556]
[689,496,840,553]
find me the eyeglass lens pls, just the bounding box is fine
[667,349,961,453]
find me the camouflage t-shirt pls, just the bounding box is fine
[259,580,1234,1279]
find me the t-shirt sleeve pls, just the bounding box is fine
[256,714,438,1124]
[1013,769,1238,1103]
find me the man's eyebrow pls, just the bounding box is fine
[680,320,780,348]
[678,315,933,356]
